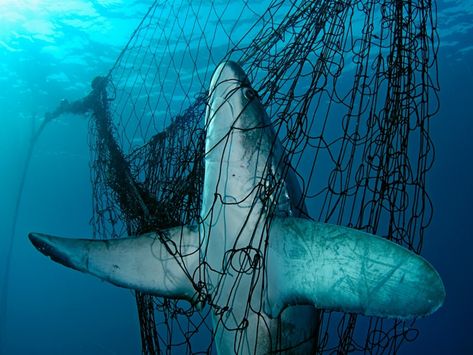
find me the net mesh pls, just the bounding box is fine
[84,0,438,353]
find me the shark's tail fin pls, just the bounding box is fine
[266,217,445,319]
[29,226,200,302]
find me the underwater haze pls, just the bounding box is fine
[0,0,472,354]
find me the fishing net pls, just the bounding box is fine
[69,0,439,353]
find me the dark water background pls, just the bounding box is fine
[0,1,472,354]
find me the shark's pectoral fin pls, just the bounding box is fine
[29,226,200,301]
[267,217,445,319]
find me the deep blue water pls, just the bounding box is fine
[0,1,472,354]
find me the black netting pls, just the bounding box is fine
[78,0,439,353]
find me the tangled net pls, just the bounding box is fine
[77,0,440,353]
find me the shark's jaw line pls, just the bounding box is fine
[28,61,445,355]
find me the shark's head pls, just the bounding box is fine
[205,61,268,148]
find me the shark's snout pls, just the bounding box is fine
[208,61,251,108]
[209,61,249,94]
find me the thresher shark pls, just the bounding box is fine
[29,61,445,354]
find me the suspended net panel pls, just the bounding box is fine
[106,0,287,154]
[87,0,438,353]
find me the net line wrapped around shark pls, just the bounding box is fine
[41,0,440,353]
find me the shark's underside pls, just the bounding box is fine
[29,61,445,354]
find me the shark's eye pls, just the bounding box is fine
[243,87,257,100]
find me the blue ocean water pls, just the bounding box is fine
[0,0,471,354]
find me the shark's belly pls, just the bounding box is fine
[201,154,318,354]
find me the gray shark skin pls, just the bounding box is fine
[29,61,445,355]
[201,61,319,353]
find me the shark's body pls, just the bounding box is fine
[201,62,318,353]
[29,62,445,354]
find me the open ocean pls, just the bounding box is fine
[0,0,472,354]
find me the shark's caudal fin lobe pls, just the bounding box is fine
[29,227,200,301]
[267,217,445,319]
